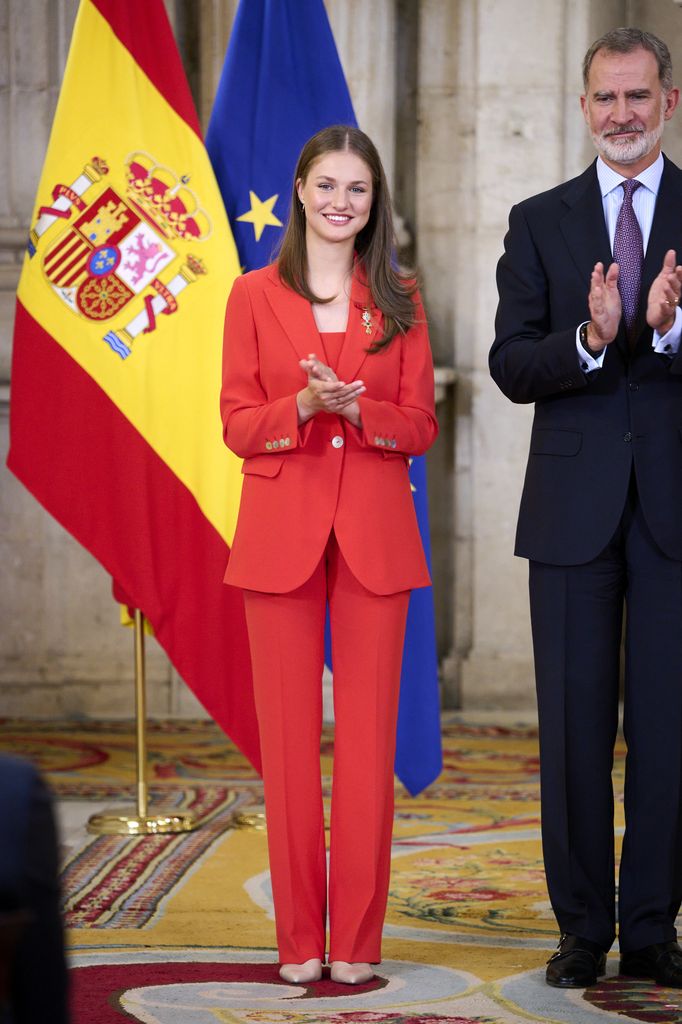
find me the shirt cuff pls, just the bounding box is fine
[576,322,605,372]
[652,306,682,356]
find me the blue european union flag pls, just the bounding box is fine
[206,0,355,272]
[206,0,442,795]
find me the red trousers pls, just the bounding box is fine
[242,532,409,964]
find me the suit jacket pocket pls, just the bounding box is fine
[381,450,410,466]
[241,454,285,477]
[530,428,582,457]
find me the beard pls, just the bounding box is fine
[591,103,665,165]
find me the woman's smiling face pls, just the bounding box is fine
[297,149,373,245]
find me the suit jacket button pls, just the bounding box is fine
[284,437,291,446]
[623,432,632,442]
[266,441,272,450]
[390,439,397,448]
[272,439,279,448]
[331,435,344,448]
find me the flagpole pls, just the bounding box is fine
[87,610,197,836]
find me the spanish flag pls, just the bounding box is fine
[7,0,261,769]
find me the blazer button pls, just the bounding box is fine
[266,441,272,450]
[331,435,344,448]
[390,439,397,448]
[623,432,632,442]
[629,382,639,391]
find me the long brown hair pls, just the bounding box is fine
[277,125,418,351]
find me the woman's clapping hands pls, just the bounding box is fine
[296,353,364,427]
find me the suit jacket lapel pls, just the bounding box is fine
[262,265,327,363]
[632,155,682,350]
[337,268,381,384]
[559,162,613,295]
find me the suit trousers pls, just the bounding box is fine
[242,531,409,964]
[529,475,682,952]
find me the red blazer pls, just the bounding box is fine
[220,263,438,595]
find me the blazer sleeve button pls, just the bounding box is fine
[266,441,272,450]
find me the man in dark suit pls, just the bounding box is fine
[490,27,682,989]
[0,756,69,1023]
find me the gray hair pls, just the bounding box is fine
[582,27,673,93]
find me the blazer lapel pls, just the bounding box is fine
[559,162,613,293]
[263,265,324,363]
[632,155,682,350]
[337,268,381,384]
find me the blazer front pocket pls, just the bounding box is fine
[241,455,285,477]
[530,428,582,457]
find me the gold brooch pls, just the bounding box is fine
[361,307,373,335]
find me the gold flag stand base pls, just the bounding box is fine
[232,811,266,831]
[87,809,196,836]
[88,609,198,837]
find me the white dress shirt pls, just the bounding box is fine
[577,152,681,371]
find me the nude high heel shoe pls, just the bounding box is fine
[278,957,322,983]
[329,960,374,984]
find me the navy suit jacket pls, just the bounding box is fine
[490,155,682,566]
[0,756,68,1024]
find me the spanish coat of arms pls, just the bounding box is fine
[28,153,210,359]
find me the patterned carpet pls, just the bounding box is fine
[3,716,680,1024]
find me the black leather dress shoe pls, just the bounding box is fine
[546,934,607,988]
[620,941,682,987]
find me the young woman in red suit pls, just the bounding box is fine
[220,125,438,985]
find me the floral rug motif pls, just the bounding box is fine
[0,717,654,1024]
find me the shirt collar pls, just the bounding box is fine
[596,152,664,198]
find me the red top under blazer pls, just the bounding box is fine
[220,262,439,595]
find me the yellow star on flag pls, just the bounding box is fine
[236,191,283,242]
